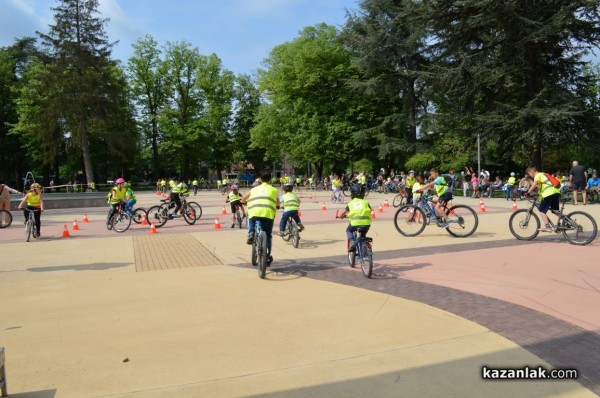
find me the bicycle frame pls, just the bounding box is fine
[525,197,570,231]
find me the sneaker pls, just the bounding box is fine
[278,231,285,236]
[231,223,235,228]
[266,255,273,266]
[441,220,451,228]
[246,235,254,245]
[538,225,554,232]
[298,224,305,232]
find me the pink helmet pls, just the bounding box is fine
[115,178,125,184]
[230,184,238,190]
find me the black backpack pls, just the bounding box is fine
[441,174,454,188]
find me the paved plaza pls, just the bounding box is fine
[1,190,599,397]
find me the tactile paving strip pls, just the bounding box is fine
[133,234,222,272]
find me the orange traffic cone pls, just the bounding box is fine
[214,217,222,230]
[62,224,70,238]
[83,213,89,223]
[221,206,227,215]
[512,201,518,211]
[149,222,157,234]
[384,199,390,207]
[480,202,486,213]
[72,220,80,231]
[378,204,384,213]
[479,199,484,207]
[371,209,376,219]
[321,202,327,211]
[141,214,148,225]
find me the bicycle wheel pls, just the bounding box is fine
[588,191,599,204]
[561,211,597,245]
[282,219,292,242]
[392,194,407,207]
[131,208,147,224]
[347,241,356,268]
[112,212,131,233]
[236,210,243,229]
[509,209,540,240]
[0,210,13,228]
[182,204,197,225]
[251,238,258,266]
[342,186,352,197]
[187,201,202,220]
[445,205,479,238]
[394,205,426,237]
[26,219,32,242]
[291,222,300,248]
[257,231,268,279]
[359,241,373,278]
[147,205,168,227]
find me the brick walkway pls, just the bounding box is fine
[235,248,600,396]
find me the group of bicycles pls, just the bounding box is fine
[106,197,203,233]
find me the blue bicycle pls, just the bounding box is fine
[337,214,373,278]
[251,220,269,279]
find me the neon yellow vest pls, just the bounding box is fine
[247,183,278,219]
[228,191,241,202]
[26,192,42,207]
[282,192,299,211]
[348,198,371,227]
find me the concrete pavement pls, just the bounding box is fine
[1,191,599,397]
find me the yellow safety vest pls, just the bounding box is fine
[228,191,241,202]
[247,183,278,219]
[348,199,371,227]
[282,192,299,211]
[26,192,42,207]
[110,187,127,204]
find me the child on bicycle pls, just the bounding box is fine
[525,165,561,232]
[123,182,137,216]
[278,183,305,236]
[18,183,44,237]
[226,184,246,228]
[107,178,127,227]
[414,168,453,227]
[337,184,371,252]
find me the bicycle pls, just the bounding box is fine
[336,214,373,278]
[280,214,301,248]
[147,197,200,227]
[126,206,148,224]
[330,189,343,203]
[233,203,247,229]
[509,186,526,201]
[392,184,409,207]
[0,209,13,228]
[106,203,131,233]
[251,220,269,279]
[24,208,41,242]
[394,194,479,237]
[509,195,597,245]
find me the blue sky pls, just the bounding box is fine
[0,0,359,74]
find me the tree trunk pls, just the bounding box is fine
[151,118,159,174]
[80,119,95,183]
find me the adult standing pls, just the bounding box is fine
[569,161,588,205]
[0,182,23,226]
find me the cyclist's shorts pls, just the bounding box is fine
[438,191,453,204]
[230,200,242,213]
[539,193,560,213]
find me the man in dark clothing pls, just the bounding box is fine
[569,161,588,205]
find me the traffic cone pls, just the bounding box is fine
[384,199,390,207]
[72,219,80,231]
[480,202,486,213]
[221,206,227,215]
[83,213,89,223]
[512,201,518,211]
[371,209,376,219]
[141,214,148,225]
[378,204,384,213]
[479,199,484,207]
[149,222,157,234]
[214,217,222,230]
[321,202,327,211]
[62,224,70,238]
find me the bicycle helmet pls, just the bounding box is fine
[350,183,365,199]
[510,172,515,176]
[230,184,238,190]
[31,183,42,189]
[283,183,294,192]
[115,178,125,184]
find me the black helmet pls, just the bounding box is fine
[350,183,365,199]
[283,183,294,192]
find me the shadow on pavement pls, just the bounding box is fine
[5,389,57,398]
[27,263,130,272]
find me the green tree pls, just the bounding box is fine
[426,0,600,169]
[127,35,168,177]
[252,23,368,177]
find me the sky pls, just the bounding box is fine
[0,0,360,75]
